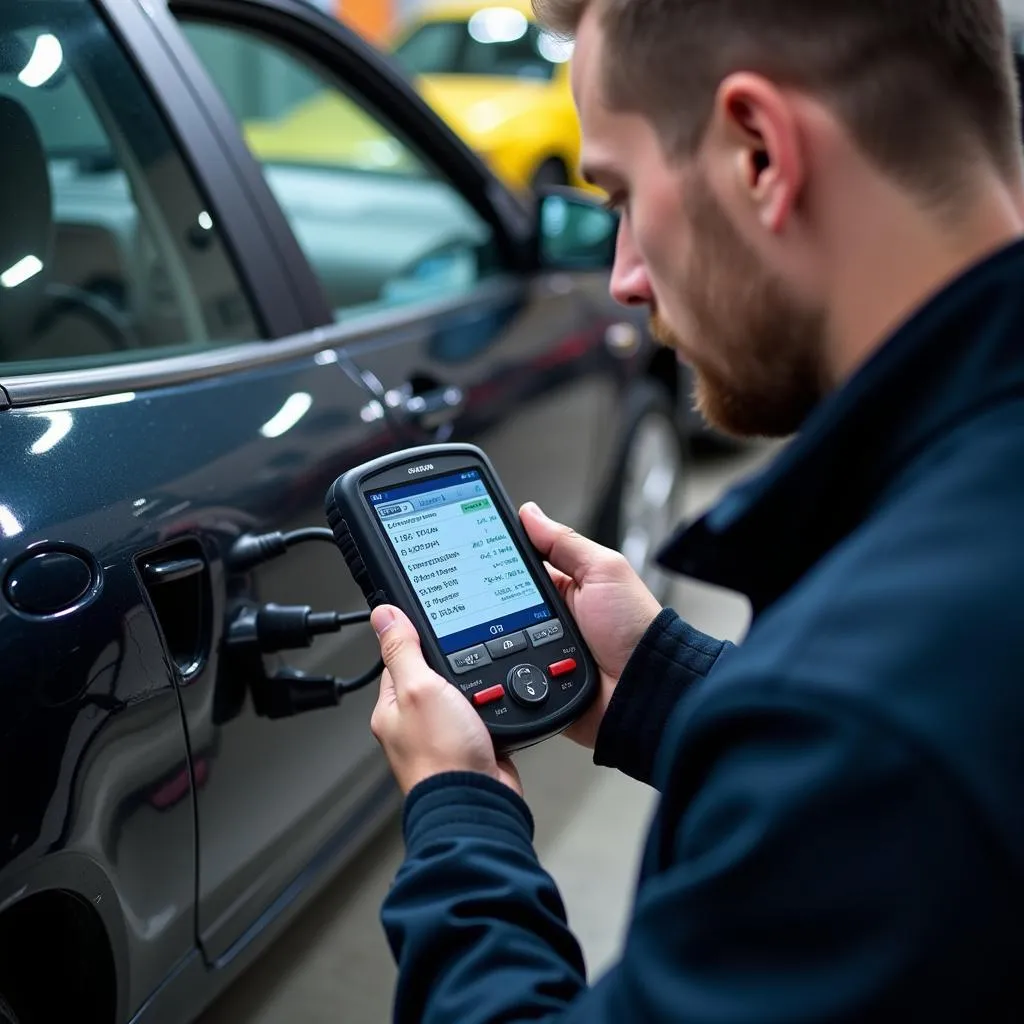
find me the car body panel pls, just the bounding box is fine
[134,352,402,964]
[0,342,403,1016]
[342,272,622,530]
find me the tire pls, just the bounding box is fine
[596,381,688,604]
[530,157,570,190]
[0,994,21,1024]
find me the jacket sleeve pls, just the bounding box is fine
[592,608,733,786]
[382,688,1014,1024]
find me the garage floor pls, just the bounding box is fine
[198,443,774,1024]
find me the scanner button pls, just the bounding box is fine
[548,658,577,678]
[485,630,528,660]
[526,619,564,648]
[472,685,505,707]
[448,645,493,675]
[508,664,549,706]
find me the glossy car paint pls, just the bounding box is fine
[0,353,397,1012]
[0,1,668,1021]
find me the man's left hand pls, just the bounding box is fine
[370,605,522,797]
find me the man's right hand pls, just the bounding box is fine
[520,502,663,750]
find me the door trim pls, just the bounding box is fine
[0,276,525,407]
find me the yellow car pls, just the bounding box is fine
[242,91,425,176]
[390,0,594,194]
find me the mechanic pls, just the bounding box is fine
[368,0,1024,1020]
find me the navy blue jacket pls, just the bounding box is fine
[381,239,1024,1022]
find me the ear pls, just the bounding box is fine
[708,72,805,234]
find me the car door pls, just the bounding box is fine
[0,0,404,1010]
[170,0,629,534]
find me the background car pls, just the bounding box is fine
[242,1,593,196]
[391,0,593,193]
[0,0,690,1021]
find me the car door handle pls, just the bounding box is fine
[401,385,465,431]
[135,540,211,682]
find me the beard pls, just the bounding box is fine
[650,172,825,439]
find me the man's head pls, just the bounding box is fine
[535,0,1024,437]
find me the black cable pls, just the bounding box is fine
[226,601,382,719]
[228,526,336,572]
[283,527,334,547]
[228,602,371,654]
[259,658,384,718]
[336,659,385,695]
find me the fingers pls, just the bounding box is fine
[371,605,430,694]
[521,502,608,581]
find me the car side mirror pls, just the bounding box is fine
[535,187,618,270]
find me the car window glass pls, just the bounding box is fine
[393,14,574,81]
[181,20,501,322]
[0,0,260,376]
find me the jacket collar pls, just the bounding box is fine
[657,237,1024,613]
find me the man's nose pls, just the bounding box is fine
[609,223,653,307]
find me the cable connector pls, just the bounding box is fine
[227,602,370,654]
[251,660,385,719]
[254,667,342,719]
[227,527,336,572]
[218,600,382,723]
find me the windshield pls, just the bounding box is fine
[394,9,574,81]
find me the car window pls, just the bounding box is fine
[0,0,260,376]
[393,12,574,82]
[181,20,502,322]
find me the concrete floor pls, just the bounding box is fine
[198,441,776,1024]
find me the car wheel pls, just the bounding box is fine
[597,381,687,604]
[531,157,570,190]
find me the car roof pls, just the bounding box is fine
[412,0,537,24]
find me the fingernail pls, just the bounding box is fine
[523,501,549,521]
[372,606,397,636]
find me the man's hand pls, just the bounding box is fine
[520,502,663,750]
[370,605,522,797]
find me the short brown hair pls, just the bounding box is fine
[534,0,1024,205]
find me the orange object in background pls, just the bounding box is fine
[333,0,395,45]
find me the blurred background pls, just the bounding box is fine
[190,0,596,197]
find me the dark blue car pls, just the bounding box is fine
[0,1,689,1020]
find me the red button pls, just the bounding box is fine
[548,658,577,678]
[472,684,505,706]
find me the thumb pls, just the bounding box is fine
[520,502,606,581]
[371,605,429,691]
